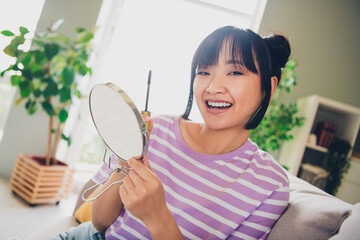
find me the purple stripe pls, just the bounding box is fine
[153,164,250,222]
[244,214,278,228]
[165,188,236,234]
[149,143,269,204]
[106,210,151,239]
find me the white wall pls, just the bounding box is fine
[259,0,360,108]
[0,0,103,178]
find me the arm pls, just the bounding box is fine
[232,185,289,239]
[120,157,184,240]
[91,161,128,233]
[92,115,154,233]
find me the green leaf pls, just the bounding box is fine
[25,99,37,114]
[41,101,54,116]
[62,67,74,86]
[51,19,65,32]
[76,31,93,43]
[10,75,22,86]
[1,30,14,36]
[47,34,70,44]
[44,43,60,60]
[43,79,58,97]
[59,109,68,123]
[78,64,88,76]
[19,81,30,97]
[3,45,16,57]
[20,54,32,68]
[34,50,45,62]
[61,133,71,146]
[75,89,81,98]
[19,26,29,35]
[59,86,71,103]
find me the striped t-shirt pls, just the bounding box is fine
[92,115,289,240]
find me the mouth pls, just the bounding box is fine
[205,100,233,109]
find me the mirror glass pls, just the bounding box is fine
[89,83,148,162]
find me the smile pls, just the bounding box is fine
[206,101,233,109]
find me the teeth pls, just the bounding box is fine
[207,101,232,108]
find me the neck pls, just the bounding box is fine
[180,119,249,155]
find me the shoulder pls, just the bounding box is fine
[152,114,177,125]
[245,139,289,188]
[150,114,179,141]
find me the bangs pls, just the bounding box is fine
[192,28,258,74]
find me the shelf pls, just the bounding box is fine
[306,143,328,153]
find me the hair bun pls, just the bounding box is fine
[264,34,291,69]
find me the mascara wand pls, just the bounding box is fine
[141,70,152,130]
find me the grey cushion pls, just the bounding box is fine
[329,203,360,240]
[268,172,353,240]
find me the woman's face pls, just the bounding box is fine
[194,45,263,131]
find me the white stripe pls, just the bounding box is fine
[150,158,250,218]
[156,115,174,124]
[242,220,269,232]
[231,231,257,240]
[109,227,127,240]
[252,210,280,220]
[153,122,176,139]
[167,203,227,239]
[233,156,288,183]
[178,226,202,240]
[217,159,284,187]
[263,198,288,206]
[163,181,238,229]
[115,211,148,239]
[152,135,271,196]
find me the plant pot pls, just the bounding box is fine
[10,154,73,206]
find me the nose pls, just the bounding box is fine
[206,76,226,94]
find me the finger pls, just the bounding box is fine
[119,184,128,201]
[122,175,135,192]
[128,157,153,182]
[147,118,153,134]
[142,155,152,171]
[128,168,145,186]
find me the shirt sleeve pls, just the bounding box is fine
[230,185,289,240]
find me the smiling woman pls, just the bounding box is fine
[53,24,292,240]
[71,0,268,177]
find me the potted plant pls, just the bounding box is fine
[249,59,305,166]
[323,137,352,195]
[1,19,95,205]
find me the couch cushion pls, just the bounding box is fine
[268,172,353,240]
[329,203,360,240]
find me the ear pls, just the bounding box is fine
[270,76,278,102]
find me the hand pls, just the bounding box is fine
[119,157,168,226]
[141,112,153,139]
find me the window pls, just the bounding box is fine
[67,0,267,181]
[0,0,45,140]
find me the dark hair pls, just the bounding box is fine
[182,26,291,129]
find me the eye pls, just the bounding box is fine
[229,71,243,76]
[196,71,210,75]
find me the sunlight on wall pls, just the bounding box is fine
[0,0,45,141]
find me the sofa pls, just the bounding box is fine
[29,171,359,240]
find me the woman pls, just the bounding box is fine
[55,25,291,240]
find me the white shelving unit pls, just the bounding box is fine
[278,95,360,203]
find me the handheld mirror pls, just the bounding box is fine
[89,82,148,163]
[82,82,149,202]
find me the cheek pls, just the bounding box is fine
[193,78,206,101]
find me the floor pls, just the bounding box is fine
[0,177,78,240]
